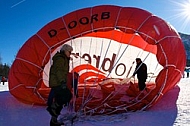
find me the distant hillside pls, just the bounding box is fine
[179,32,190,67]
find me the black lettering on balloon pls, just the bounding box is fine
[48,12,111,38]
[93,55,100,68]
[48,29,57,38]
[82,53,92,64]
[101,12,110,20]
[79,17,89,25]
[91,14,98,23]
[102,53,116,72]
[68,21,77,29]
[115,63,126,76]
[60,27,66,30]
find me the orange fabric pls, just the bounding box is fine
[8,5,186,114]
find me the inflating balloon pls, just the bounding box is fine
[9,5,186,115]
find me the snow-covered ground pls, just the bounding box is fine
[0,78,190,126]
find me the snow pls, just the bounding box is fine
[0,78,190,126]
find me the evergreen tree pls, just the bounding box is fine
[0,55,10,78]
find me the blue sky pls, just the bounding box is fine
[1,0,190,65]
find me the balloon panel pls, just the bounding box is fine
[8,5,186,114]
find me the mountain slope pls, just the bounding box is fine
[179,32,190,66]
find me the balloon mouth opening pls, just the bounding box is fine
[40,28,166,114]
[8,5,186,114]
[42,29,163,87]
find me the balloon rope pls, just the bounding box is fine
[70,14,162,114]
[106,32,137,78]
[80,28,146,114]
[99,33,141,103]
[99,41,158,112]
[36,34,51,66]
[77,29,119,113]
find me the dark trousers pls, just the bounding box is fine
[54,86,71,106]
[138,80,146,91]
[47,78,78,107]
[47,89,54,107]
[47,86,72,116]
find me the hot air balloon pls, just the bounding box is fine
[8,5,186,115]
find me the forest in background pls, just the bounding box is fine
[0,56,10,79]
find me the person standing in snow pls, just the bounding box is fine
[132,58,147,91]
[185,67,190,78]
[46,44,73,125]
[1,76,6,85]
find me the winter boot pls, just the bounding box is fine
[47,102,60,117]
[50,116,64,126]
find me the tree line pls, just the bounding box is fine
[0,63,10,78]
[0,56,10,78]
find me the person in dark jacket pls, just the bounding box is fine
[46,44,73,125]
[132,58,147,91]
[1,76,6,85]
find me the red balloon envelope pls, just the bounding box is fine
[9,5,186,115]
